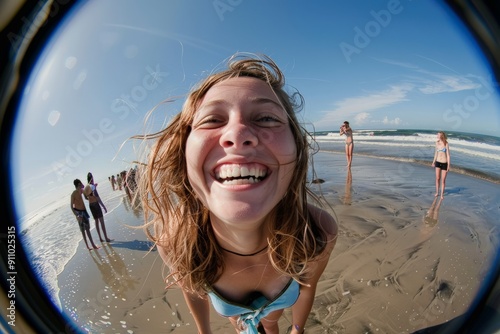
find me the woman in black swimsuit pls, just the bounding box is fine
[432,131,451,199]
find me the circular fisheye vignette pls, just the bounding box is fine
[1,1,84,333]
[442,1,500,332]
[1,1,499,333]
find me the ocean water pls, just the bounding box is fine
[313,129,500,183]
[15,129,500,311]
[18,182,125,310]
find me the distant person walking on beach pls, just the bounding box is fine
[432,131,451,199]
[84,172,112,242]
[110,175,116,191]
[138,54,338,334]
[340,121,354,167]
[71,179,99,250]
[116,173,122,190]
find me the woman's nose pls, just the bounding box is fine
[220,120,258,149]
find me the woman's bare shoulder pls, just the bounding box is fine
[307,203,338,240]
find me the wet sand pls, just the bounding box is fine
[57,152,500,333]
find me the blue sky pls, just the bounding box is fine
[11,0,500,217]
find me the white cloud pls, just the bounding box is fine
[313,58,485,130]
[375,56,481,94]
[314,83,413,128]
[336,84,412,113]
[371,57,419,70]
[417,74,480,94]
[354,112,371,124]
[382,116,402,125]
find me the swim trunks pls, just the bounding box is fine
[89,201,103,219]
[74,209,90,232]
[207,279,300,333]
[434,161,448,170]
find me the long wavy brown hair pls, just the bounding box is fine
[138,54,327,294]
[437,131,448,144]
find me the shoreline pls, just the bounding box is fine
[318,149,500,185]
[55,153,500,333]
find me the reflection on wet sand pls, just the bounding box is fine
[419,196,444,242]
[122,192,142,219]
[424,197,444,227]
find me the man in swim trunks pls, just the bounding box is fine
[71,179,99,250]
[84,172,112,242]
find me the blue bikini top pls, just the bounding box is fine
[437,147,447,153]
[207,279,300,333]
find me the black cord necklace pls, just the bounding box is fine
[220,244,268,256]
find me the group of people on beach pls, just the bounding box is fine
[339,122,451,199]
[109,168,139,202]
[65,53,454,333]
[132,53,458,333]
[109,173,121,191]
[70,172,112,250]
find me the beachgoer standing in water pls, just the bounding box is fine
[116,173,122,190]
[138,54,338,334]
[432,131,451,199]
[71,179,99,250]
[84,172,112,242]
[340,121,354,168]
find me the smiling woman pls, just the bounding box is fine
[137,54,338,334]
[186,76,298,224]
[1,1,500,333]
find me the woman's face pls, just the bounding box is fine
[185,77,297,226]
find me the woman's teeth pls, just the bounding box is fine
[216,165,267,184]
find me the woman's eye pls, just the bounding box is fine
[193,116,224,128]
[203,117,221,123]
[259,116,277,121]
[256,115,283,125]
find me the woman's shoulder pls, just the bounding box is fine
[307,203,338,239]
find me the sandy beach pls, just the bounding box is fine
[57,152,500,333]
